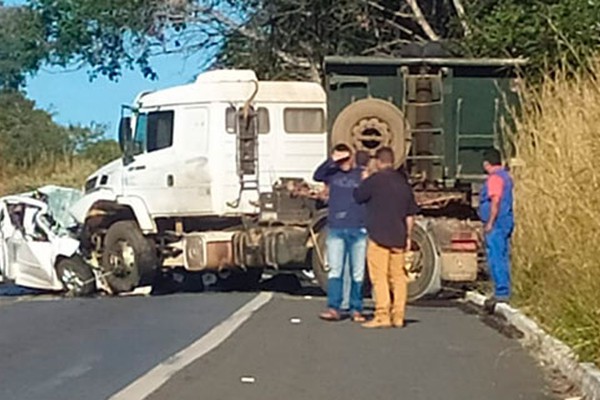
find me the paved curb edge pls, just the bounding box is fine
[465,291,600,400]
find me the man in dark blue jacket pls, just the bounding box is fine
[314,143,367,322]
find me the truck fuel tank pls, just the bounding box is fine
[183,231,236,271]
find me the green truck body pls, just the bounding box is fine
[323,56,523,203]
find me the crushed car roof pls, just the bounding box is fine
[1,185,83,230]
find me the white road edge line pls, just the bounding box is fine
[109,292,273,400]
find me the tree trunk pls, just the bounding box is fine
[451,0,471,36]
[405,0,439,41]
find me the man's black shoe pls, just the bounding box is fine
[483,298,497,314]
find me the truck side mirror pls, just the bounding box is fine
[118,116,135,165]
[118,117,132,152]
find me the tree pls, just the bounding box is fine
[28,0,244,80]
[16,0,464,82]
[460,0,600,75]
[0,5,47,89]
[0,90,70,168]
[5,0,600,85]
[0,90,119,169]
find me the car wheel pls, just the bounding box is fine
[56,256,96,297]
[102,220,158,294]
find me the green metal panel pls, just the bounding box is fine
[323,57,520,188]
[326,74,370,133]
[442,69,457,184]
[450,76,515,179]
[368,75,404,107]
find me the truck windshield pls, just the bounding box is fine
[133,113,148,155]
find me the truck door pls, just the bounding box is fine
[169,106,213,214]
[123,110,179,215]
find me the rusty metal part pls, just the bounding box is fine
[241,80,259,122]
[441,252,478,281]
[309,226,327,272]
[415,192,467,209]
[183,232,235,271]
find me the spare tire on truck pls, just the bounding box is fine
[331,98,410,168]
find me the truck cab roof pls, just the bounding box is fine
[137,70,325,109]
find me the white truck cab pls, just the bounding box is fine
[74,70,326,225]
[71,69,331,294]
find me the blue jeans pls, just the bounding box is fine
[485,224,513,300]
[326,227,367,313]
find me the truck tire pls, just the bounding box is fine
[102,221,158,294]
[407,222,440,301]
[56,256,96,297]
[331,98,409,168]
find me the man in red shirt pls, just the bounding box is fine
[479,148,514,303]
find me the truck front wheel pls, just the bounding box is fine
[102,221,158,293]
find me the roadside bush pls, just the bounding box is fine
[512,62,600,365]
[0,157,99,194]
[0,90,121,195]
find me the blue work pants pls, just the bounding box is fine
[485,224,513,300]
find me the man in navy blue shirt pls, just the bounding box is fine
[354,147,419,328]
[314,143,367,322]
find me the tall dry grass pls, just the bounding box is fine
[512,63,600,365]
[0,157,97,196]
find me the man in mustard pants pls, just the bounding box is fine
[354,147,419,328]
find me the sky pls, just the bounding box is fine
[5,0,214,140]
[25,54,208,139]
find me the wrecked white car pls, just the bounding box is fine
[0,186,96,296]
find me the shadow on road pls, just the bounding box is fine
[0,284,49,297]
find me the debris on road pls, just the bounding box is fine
[290,318,302,324]
[240,376,256,384]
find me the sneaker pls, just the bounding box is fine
[483,298,497,314]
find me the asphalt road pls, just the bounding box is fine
[149,295,553,400]
[0,281,555,400]
[0,291,254,400]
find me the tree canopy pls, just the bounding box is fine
[0,4,46,89]
[2,0,600,86]
[0,90,120,170]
